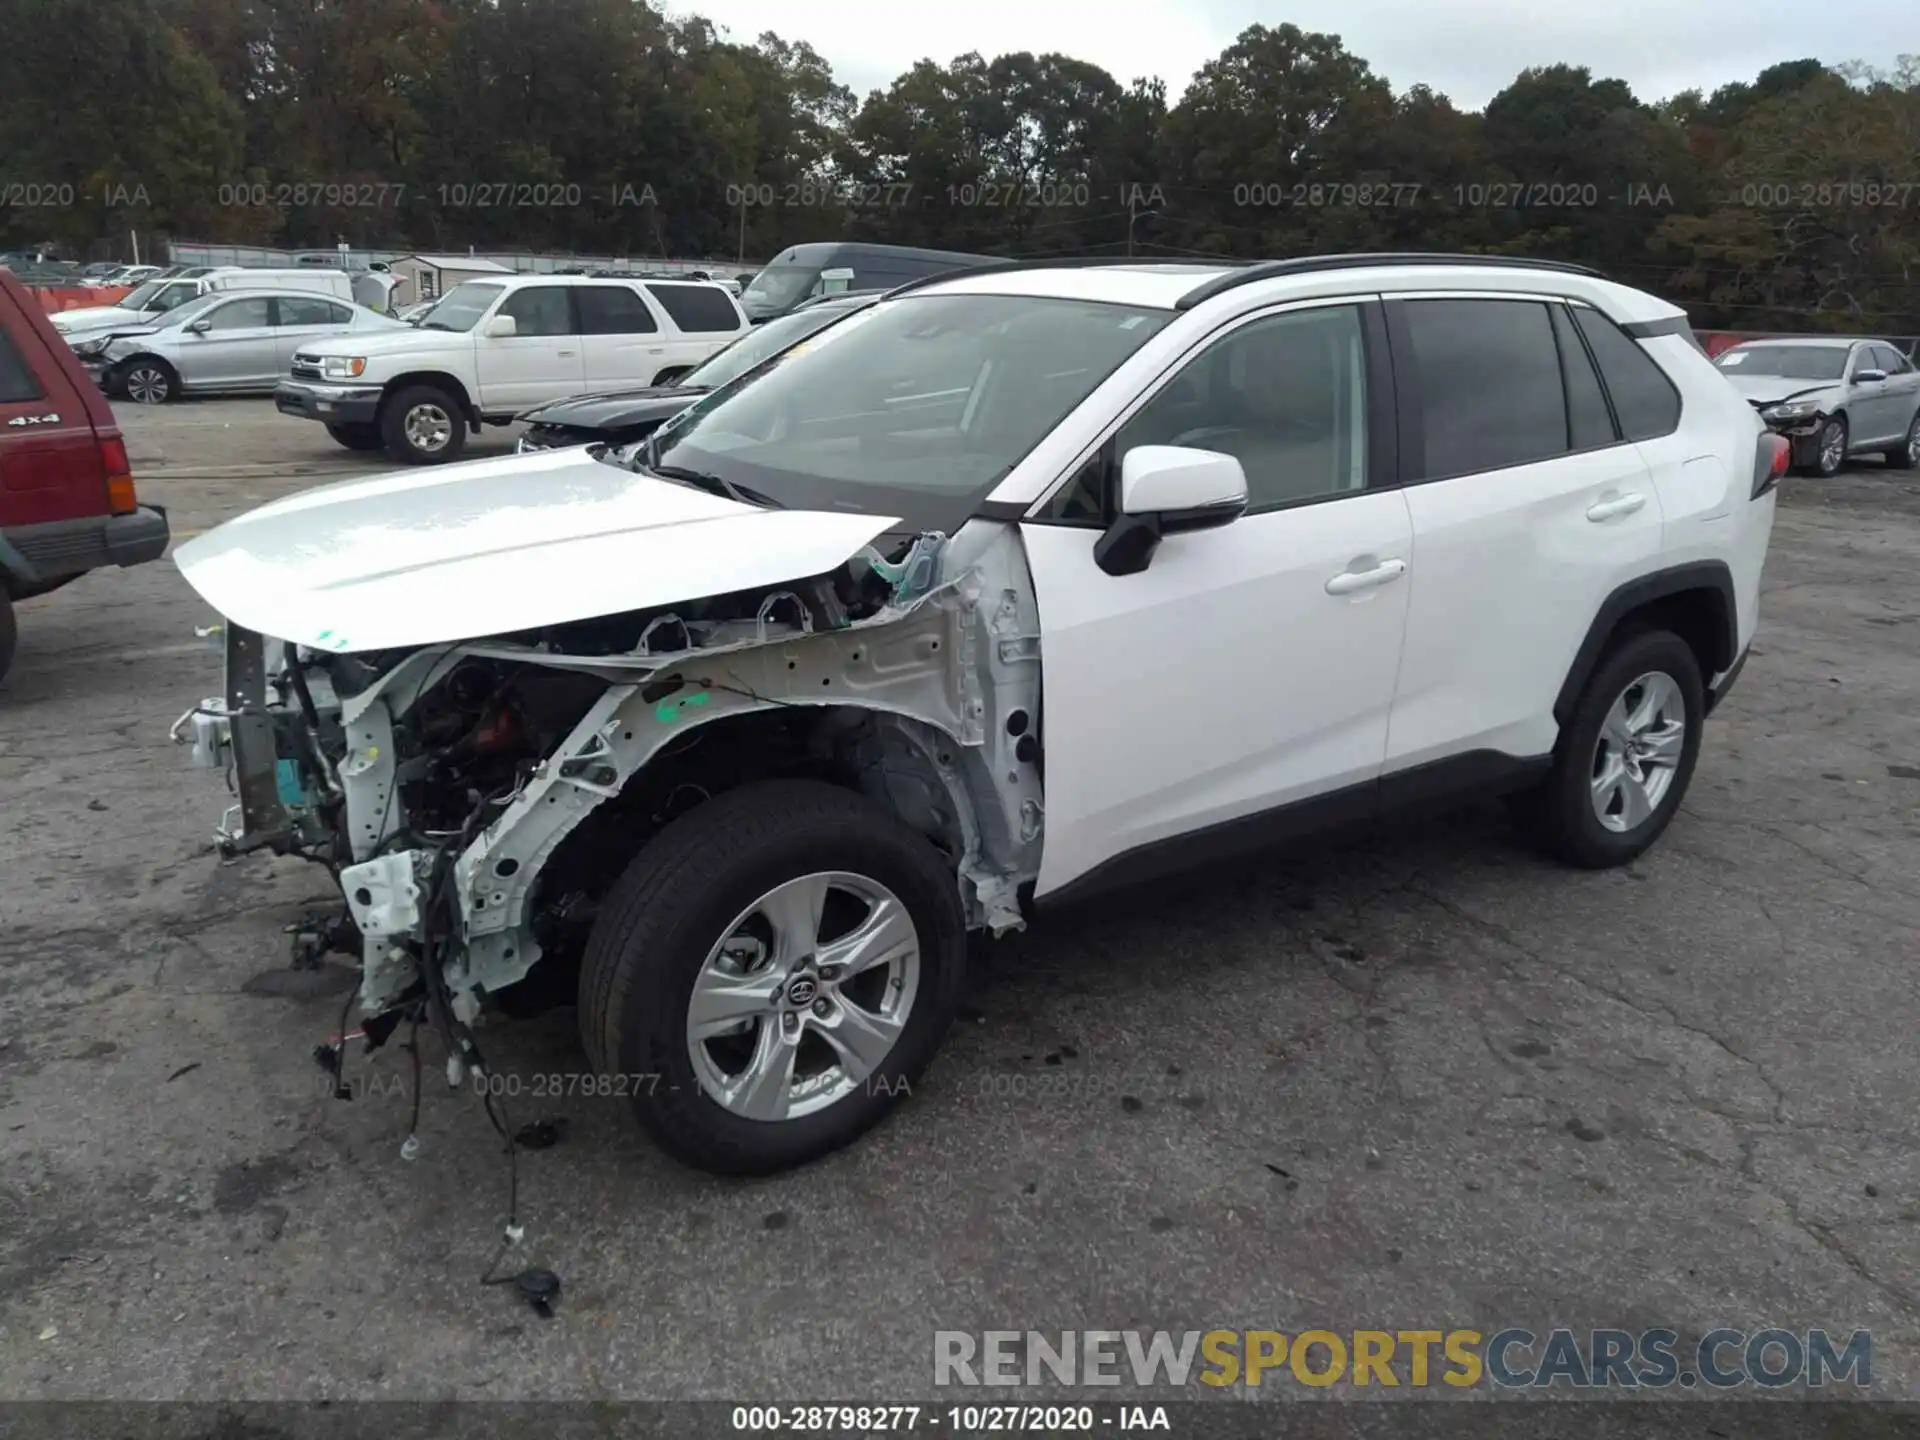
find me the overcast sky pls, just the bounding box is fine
[678,0,1899,110]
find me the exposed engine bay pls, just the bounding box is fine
[172,520,1044,1035]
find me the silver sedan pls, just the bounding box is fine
[75,290,407,404]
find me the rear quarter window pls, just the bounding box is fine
[1572,307,1682,441]
[644,283,743,334]
[0,324,46,403]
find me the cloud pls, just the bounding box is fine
[676,0,1898,109]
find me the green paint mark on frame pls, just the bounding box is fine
[655,690,711,723]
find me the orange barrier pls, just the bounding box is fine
[33,286,134,312]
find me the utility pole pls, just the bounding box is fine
[738,194,747,266]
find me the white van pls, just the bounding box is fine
[52,269,354,338]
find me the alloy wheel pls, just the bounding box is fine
[1590,671,1687,833]
[404,403,453,453]
[125,366,169,404]
[1818,420,1846,475]
[685,871,921,1122]
[1907,417,1920,468]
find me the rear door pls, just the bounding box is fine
[0,278,108,527]
[180,296,278,389]
[271,296,355,374]
[472,285,585,411]
[576,284,668,389]
[1383,295,1666,769]
[1870,344,1920,442]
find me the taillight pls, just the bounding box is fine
[1752,432,1789,499]
[100,435,138,514]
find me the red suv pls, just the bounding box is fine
[0,269,169,683]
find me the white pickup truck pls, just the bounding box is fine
[273,275,750,463]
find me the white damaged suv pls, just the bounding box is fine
[171,254,1782,1175]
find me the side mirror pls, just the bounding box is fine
[819,266,855,296]
[483,314,517,338]
[1854,368,1887,384]
[187,318,212,334]
[1094,445,1249,577]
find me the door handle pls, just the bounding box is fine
[557,349,578,358]
[1586,492,1647,522]
[1324,558,1406,595]
[648,347,665,355]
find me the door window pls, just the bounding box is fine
[1571,307,1681,440]
[204,298,271,331]
[576,285,658,335]
[1401,298,1568,479]
[276,297,350,326]
[0,328,45,402]
[643,283,742,333]
[1869,344,1907,375]
[1550,305,1618,451]
[1110,304,1370,511]
[497,286,575,337]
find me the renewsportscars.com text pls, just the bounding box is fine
[934,1328,1871,1390]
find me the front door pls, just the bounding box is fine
[1019,299,1415,896]
[182,296,278,390]
[472,285,585,411]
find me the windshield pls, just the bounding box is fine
[120,280,167,309]
[149,293,225,330]
[684,304,864,389]
[740,264,821,318]
[1717,346,1849,381]
[420,283,503,332]
[648,293,1172,520]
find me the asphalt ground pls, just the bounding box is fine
[2,398,1918,1408]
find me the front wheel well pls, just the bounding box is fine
[381,371,478,428]
[529,706,974,960]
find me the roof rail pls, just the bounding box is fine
[885,255,1246,300]
[1174,252,1606,310]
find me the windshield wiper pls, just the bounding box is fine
[643,461,781,509]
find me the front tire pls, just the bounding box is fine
[121,357,177,405]
[1516,629,1704,869]
[578,779,966,1175]
[326,422,383,451]
[380,385,467,464]
[1883,412,1920,470]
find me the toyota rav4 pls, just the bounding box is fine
[169,254,1781,1175]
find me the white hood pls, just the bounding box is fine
[54,305,148,334]
[171,448,899,653]
[296,327,471,360]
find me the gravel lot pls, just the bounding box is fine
[2,397,1918,1403]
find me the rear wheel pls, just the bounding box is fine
[1513,629,1704,868]
[0,587,16,685]
[1884,412,1920,470]
[380,385,466,464]
[651,366,691,386]
[325,422,383,452]
[578,779,966,1175]
[121,357,177,405]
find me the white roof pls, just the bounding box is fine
[1730,335,1858,348]
[398,255,514,273]
[911,258,1685,326]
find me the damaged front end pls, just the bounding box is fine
[172,522,1044,1037]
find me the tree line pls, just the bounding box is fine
[1,0,1916,332]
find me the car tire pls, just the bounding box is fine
[121,357,178,406]
[380,385,467,465]
[1883,412,1920,470]
[325,422,384,452]
[1813,414,1848,477]
[1515,629,1705,870]
[0,587,16,686]
[578,779,966,1176]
